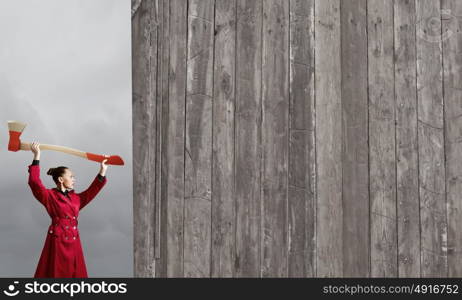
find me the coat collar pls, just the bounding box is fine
[53,187,74,196]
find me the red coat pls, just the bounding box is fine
[27,163,107,278]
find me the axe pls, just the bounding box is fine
[7,120,124,166]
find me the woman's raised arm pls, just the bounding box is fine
[28,142,50,209]
[78,156,109,210]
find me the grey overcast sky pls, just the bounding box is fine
[0,0,132,277]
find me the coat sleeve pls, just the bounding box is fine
[77,174,107,210]
[28,164,50,208]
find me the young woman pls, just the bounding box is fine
[28,141,109,278]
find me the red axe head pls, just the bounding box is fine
[8,120,26,152]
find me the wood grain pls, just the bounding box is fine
[341,0,369,277]
[261,0,289,278]
[394,0,420,277]
[288,0,315,277]
[211,0,236,277]
[131,0,462,277]
[416,0,447,278]
[235,0,263,277]
[443,0,462,278]
[184,0,215,277]
[315,0,342,277]
[368,0,397,277]
[132,0,158,277]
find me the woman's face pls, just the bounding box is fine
[59,169,76,189]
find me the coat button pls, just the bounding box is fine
[65,226,69,229]
[49,230,53,234]
[73,236,76,240]
[72,216,76,219]
[73,226,76,229]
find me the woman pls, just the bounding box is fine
[28,141,109,278]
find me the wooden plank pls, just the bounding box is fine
[394,0,420,277]
[184,0,214,277]
[154,0,164,262]
[340,0,369,277]
[132,0,158,277]
[234,0,262,278]
[288,0,315,277]
[261,0,289,277]
[163,0,187,277]
[368,0,397,277]
[162,0,188,277]
[315,0,342,277]
[416,0,447,278]
[155,0,170,277]
[442,0,462,278]
[211,0,236,277]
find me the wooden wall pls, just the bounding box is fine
[131,0,462,277]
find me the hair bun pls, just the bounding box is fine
[47,168,55,176]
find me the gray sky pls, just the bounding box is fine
[0,0,132,277]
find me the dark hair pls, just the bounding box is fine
[47,166,68,184]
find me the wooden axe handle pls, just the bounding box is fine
[20,142,124,165]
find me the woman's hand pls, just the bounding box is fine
[99,155,109,176]
[31,141,41,160]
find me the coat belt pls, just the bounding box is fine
[51,215,78,226]
[48,215,79,240]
